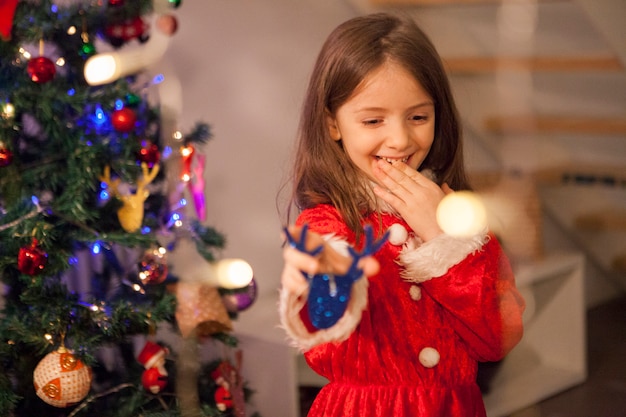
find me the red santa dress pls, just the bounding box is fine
[279,204,525,417]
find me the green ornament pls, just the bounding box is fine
[168,0,182,8]
[126,93,141,107]
[79,42,96,58]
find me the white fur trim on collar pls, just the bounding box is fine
[323,233,350,256]
[398,231,489,283]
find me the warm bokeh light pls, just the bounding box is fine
[84,21,171,86]
[436,191,488,237]
[84,54,118,85]
[1,102,15,119]
[214,258,254,289]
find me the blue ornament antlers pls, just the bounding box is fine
[283,224,389,329]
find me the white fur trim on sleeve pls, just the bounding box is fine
[278,234,367,352]
[398,231,489,283]
[278,276,368,352]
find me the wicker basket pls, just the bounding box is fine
[470,170,544,263]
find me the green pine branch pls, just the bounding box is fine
[0,1,260,416]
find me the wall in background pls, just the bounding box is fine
[161,2,357,415]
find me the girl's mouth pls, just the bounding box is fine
[376,155,410,164]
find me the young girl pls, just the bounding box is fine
[279,13,525,417]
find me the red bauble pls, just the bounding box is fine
[18,238,47,275]
[156,14,178,36]
[104,16,149,47]
[0,147,13,167]
[141,367,168,394]
[111,108,137,133]
[137,140,160,167]
[138,248,168,285]
[108,0,124,6]
[27,57,56,84]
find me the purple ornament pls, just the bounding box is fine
[222,278,257,313]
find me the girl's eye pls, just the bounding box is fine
[410,115,428,122]
[363,119,382,126]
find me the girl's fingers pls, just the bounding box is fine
[373,160,423,211]
[372,184,403,208]
[281,263,309,295]
[282,225,382,296]
[373,160,448,242]
[375,159,415,192]
[283,246,319,275]
[358,256,380,277]
[283,236,349,277]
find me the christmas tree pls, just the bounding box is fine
[0,1,259,416]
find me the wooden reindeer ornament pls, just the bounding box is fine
[100,162,160,232]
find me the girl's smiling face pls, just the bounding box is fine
[326,60,435,184]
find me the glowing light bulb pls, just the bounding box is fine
[84,54,118,85]
[436,191,488,237]
[92,242,101,254]
[214,259,254,289]
[84,17,171,86]
[19,48,31,59]
[180,146,193,157]
[1,102,15,119]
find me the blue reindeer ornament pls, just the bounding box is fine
[284,224,389,330]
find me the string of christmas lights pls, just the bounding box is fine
[0,1,259,416]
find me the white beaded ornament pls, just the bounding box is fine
[33,347,92,407]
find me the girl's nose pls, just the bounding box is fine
[385,123,412,150]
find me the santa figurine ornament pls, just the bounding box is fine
[211,356,246,416]
[211,362,235,412]
[137,340,169,394]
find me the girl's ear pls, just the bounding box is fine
[325,111,341,141]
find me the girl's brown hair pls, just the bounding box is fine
[283,13,469,234]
